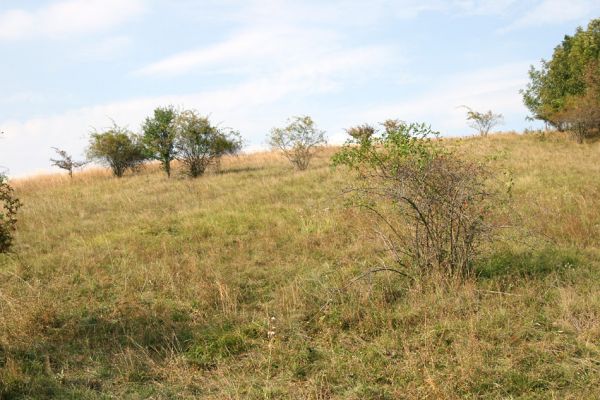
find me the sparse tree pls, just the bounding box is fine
[50,147,88,178]
[269,116,326,170]
[462,106,503,136]
[87,124,147,177]
[174,110,242,178]
[142,106,178,177]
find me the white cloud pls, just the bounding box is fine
[0,0,145,40]
[136,26,347,77]
[501,0,599,32]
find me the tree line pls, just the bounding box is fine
[52,109,327,179]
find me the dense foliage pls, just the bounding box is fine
[141,106,177,177]
[522,18,600,140]
[87,125,147,177]
[0,174,21,253]
[174,110,242,177]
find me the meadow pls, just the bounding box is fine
[1,132,600,399]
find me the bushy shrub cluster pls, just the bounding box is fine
[333,120,497,276]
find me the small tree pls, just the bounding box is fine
[0,174,22,253]
[269,115,326,170]
[50,147,88,178]
[174,110,242,178]
[142,106,178,177]
[333,120,497,277]
[87,124,147,177]
[462,106,503,136]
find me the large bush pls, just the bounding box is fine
[522,19,600,139]
[269,116,326,170]
[142,106,178,177]
[0,174,21,253]
[87,124,147,177]
[174,110,242,178]
[333,120,496,276]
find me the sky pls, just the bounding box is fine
[0,0,598,177]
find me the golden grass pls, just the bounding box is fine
[1,133,600,399]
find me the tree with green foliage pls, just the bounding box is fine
[142,106,178,177]
[174,110,242,178]
[269,115,326,170]
[522,18,600,139]
[87,124,147,177]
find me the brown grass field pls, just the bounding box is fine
[1,132,600,399]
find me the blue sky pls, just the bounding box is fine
[0,0,598,177]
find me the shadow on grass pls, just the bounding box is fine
[0,300,262,399]
[475,247,580,279]
[215,166,264,175]
[0,303,197,399]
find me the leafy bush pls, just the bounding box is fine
[333,120,496,276]
[141,106,178,177]
[87,124,147,177]
[0,174,22,253]
[174,110,242,178]
[269,115,326,170]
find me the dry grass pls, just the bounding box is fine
[1,133,600,399]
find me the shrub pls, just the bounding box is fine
[333,120,496,277]
[141,106,178,177]
[87,124,147,177]
[269,115,326,170]
[0,174,22,253]
[462,106,503,136]
[174,110,242,178]
[50,147,88,178]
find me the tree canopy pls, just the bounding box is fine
[522,18,600,139]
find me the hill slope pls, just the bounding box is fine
[1,133,600,399]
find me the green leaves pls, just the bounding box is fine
[173,110,242,177]
[87,124,147,177]
[141,106,177,177]
[0,174,22,253]
[522,18,600,130]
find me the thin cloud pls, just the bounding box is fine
[0,0,145,40]
[500,0,599,32]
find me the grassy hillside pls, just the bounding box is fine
[1,132,600,399]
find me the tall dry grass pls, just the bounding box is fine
[1,133,599,399]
